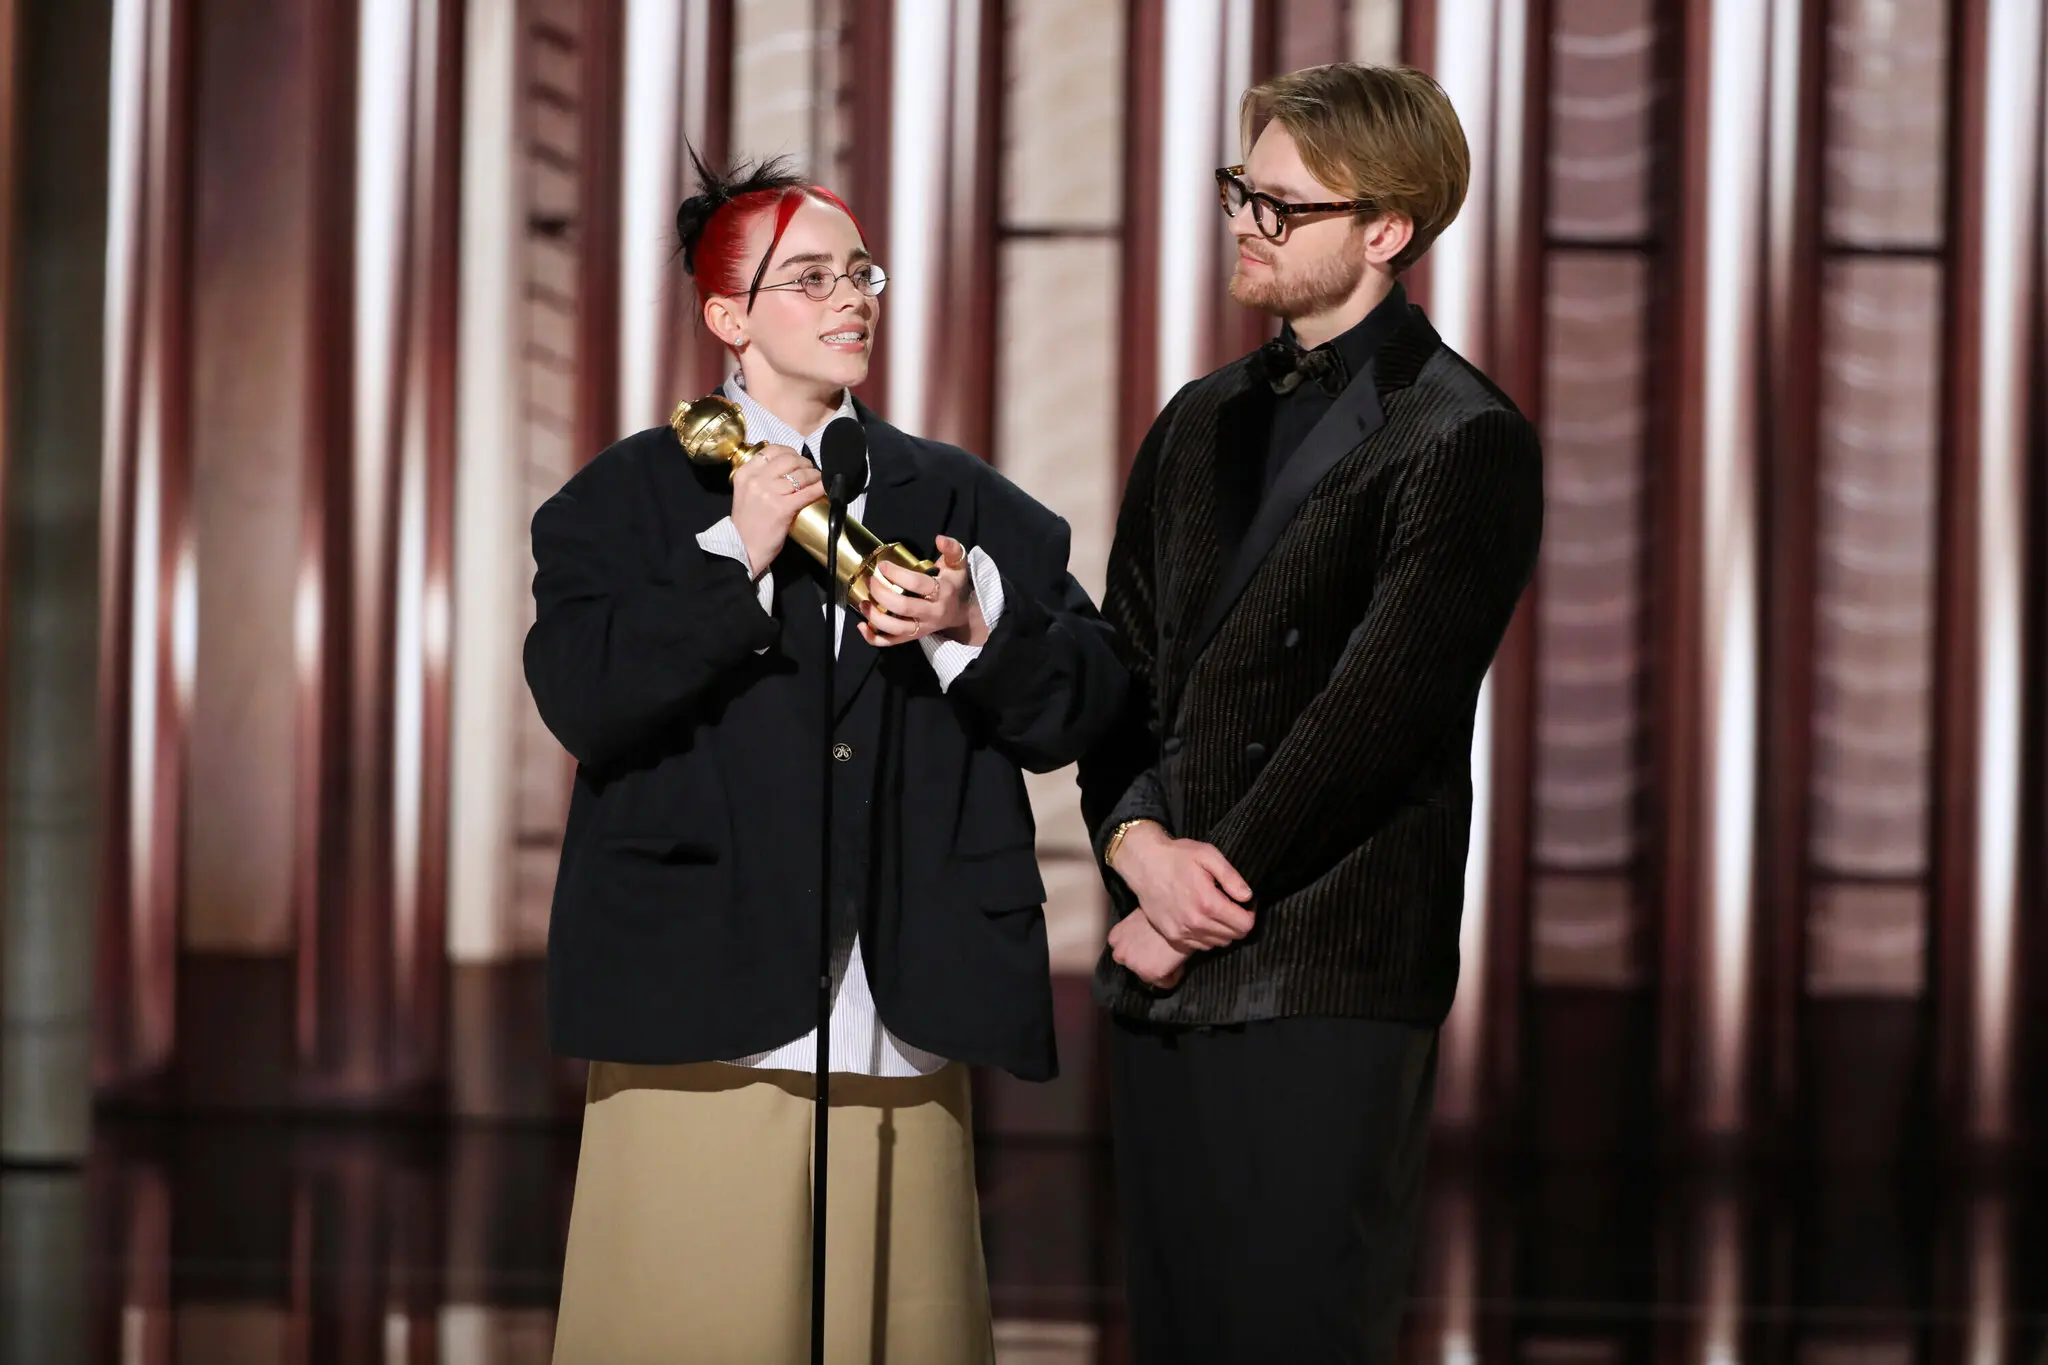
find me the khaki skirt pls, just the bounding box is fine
[552,1060,994,1365]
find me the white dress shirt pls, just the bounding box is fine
[694,374,1005,1077]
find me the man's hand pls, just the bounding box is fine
[1111,822,1255,953]
[1108,911,1191,989]
[859,534,988,648]
[732,444,825,576]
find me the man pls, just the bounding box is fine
[1079,64,1544,1363]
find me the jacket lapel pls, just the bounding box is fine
[831,404,957,717]
[1190,365,1386,655]
[1187,303,1441,659]
[1154,360,1256,650]
[1210,381,1275,571]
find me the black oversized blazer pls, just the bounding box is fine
[1079,306,1544,1027]
[525,401,1126,1080]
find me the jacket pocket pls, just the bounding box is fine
[575,837,728,932]
[945,844,1047,913]
[599,835,721,864]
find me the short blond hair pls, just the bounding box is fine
[1240,64,1470,272]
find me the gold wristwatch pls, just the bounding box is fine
[1104,818,1160,869]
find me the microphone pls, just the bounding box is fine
[807,417,869,1365]
[819,416,868,506]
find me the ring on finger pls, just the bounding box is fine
[783,470,804,491]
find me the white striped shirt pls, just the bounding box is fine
[693,375,1004,1077]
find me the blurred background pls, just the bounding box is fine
[2,0,2046,1359]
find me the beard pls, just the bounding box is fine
[1228,237,1367,319]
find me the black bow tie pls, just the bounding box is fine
[1259,336,1349,397]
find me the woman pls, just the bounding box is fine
[527,154,1125,1363]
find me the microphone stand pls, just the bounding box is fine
[811,475,847,1365]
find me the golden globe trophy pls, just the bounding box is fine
[670,393,937,609]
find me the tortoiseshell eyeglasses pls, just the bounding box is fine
[1215,166,1376,241]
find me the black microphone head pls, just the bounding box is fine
[819,416,869,500]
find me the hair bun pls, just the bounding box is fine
[675,146,807,275]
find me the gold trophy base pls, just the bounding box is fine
[671,395,937,607]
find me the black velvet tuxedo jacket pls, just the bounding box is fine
[1080,304,1544,1027]
[526,402,1126,1080]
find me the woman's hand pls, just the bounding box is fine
[731,444,824,577]
[858,535,988,648]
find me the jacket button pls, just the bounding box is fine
[1162,737,1184,756]
[1282,627,1301,649]
[1246,742,1268,764]
[833,742,854,762]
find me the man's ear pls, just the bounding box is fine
[1360,214,1414,271]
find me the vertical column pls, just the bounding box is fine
[0,0,11,566]
[617,0,688,433]
[330,0,406,1103]
[295,0,462,1107]
[1157,1,1237,402]
[1474,0,1547,1132]
[0,0,11,1157]
[291,0,350,1107]
[616,0,734,428]
[1754,0,1823,1149]
[1524,0,1664,1154]
[397,0,463,1103]
[574,0,622,456]
[292,0,354,1110]
[0,35,100,1301]
[1418,0,1497,360]
[673,0,735,403]
[449,0,557,1119]
[1416,0,1537,1131]
[885,0,951,438]
[1801,0,1951,1159]
[1115,0,1164,472]
[1932,0,2044,1153]
[91,0,194,1112]
[510,0,584,973]
[180,0,351,1109]
[447,0,524,1109]
[883,0,998,451]
[1118,0,1260,456]
[1653,0,1773,1145]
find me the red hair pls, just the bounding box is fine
[691,186,867,313]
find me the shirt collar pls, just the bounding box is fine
[1278,279,1408,384]
[727,372,860,467]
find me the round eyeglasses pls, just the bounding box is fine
[1215,166,1376,241]
[753,262,890,302]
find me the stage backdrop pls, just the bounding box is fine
[3,0,2044,1164]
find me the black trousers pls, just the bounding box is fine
[1109,1013,1438,1365]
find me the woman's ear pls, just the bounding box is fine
[702,294,746,351]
